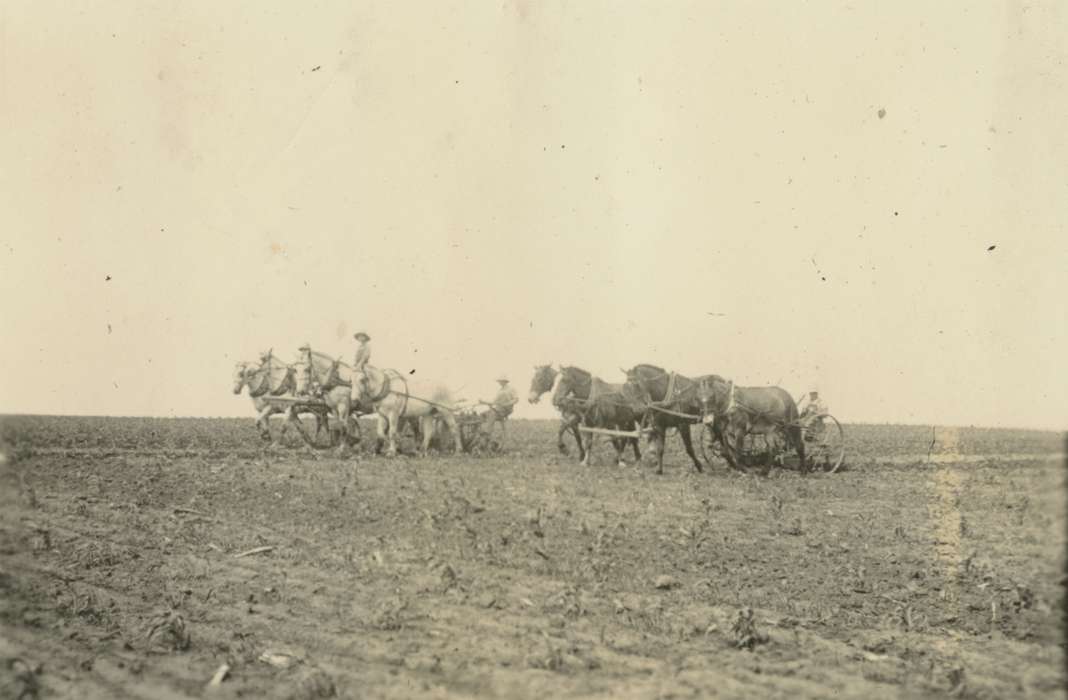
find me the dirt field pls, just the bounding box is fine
[1,416,1064,699]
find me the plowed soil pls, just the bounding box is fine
[0,416,1064,699]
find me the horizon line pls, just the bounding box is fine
[0,412,1064,434]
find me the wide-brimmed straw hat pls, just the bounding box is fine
[353,332,371,341]
[496,375,509,383]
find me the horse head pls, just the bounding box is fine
[528,364,557,404]
[324,356,344,387]
[232,361,251,394]
[696,375,731,419]
[620,367,652,408]
[563,367,592,396]
[552,366,593,407]
[622,364,660,398]
[550,367,574,407]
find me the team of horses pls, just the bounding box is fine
[530,363,807,474]
[233,350,808,473]
[233,348,463,456]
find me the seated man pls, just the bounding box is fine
[797,390,827,439]
[480,376,519,440]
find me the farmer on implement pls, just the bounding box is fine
[798,389,826,438]
[351,332,372,405]
[481,375,519,433]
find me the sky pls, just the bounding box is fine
[1,2,1065,429]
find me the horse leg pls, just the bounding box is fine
[714,421,738,470]
[256,406,275,442]
[419,414,436,457]
[653,427,666,475]
[287,407,315,447]
[792,424,808,474]
[319,409,337,448]
[571,416,587,462]
[275,407,293,447]
[611,434,626,468]
[556,420,570,455]
[273,407,294,448]
[678,424,703,473]
[580,423,594,467]
[318,409,336,447]
[373,414,388,455]
[293,409,315,446]
[384,408,401,457]
[438,411,464,453]
[333,400,349,456]
[348,413,362,447]
[718,423,737,470]
[725,418,749,471]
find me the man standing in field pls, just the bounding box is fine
[295,343,318,396]
[351,332,372,406]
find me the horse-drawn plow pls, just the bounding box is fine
[453,405,505,455]
[697,412,846,473]
[614,365,849,475]
[253,394,353,447]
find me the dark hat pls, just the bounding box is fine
[353,332,371,341]
[298,343,311,351]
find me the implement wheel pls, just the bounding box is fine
[800,414,846,473]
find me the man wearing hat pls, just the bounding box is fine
[798,389,826,439]
[351,332,372,404]
[481,375,519,436]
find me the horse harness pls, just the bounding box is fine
[641,371,703,421]
[371,370,465,416]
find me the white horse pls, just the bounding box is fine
[352,366,464,456]
[232,356,329,447]
[293,349,368,454]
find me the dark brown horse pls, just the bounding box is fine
[695,375,807,474]
[528,364,585,460]
[622,364,718,474]
[552,366,641,467]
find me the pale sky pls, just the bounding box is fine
[1,2,1065,429]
